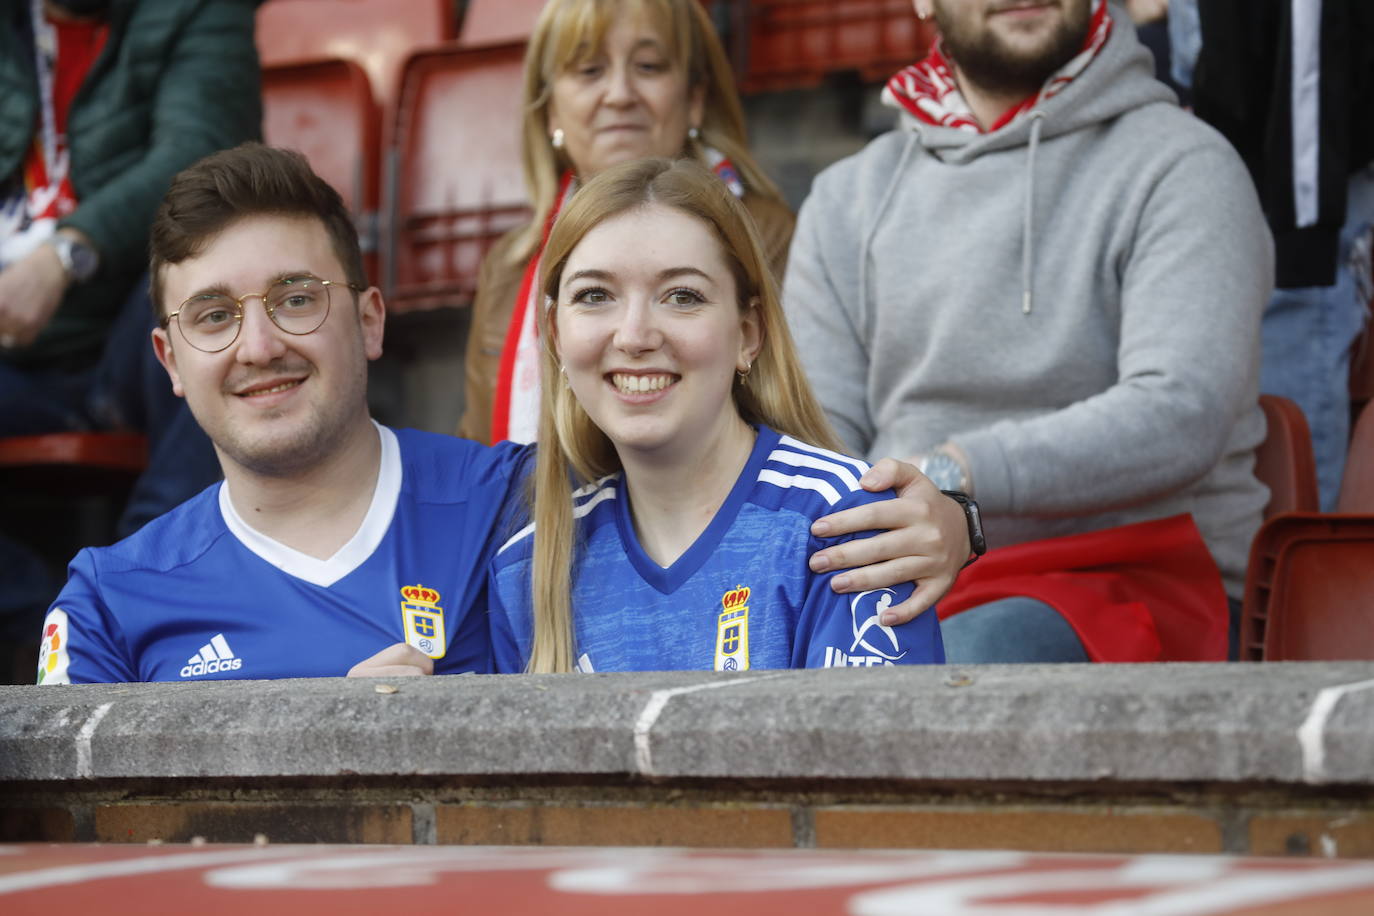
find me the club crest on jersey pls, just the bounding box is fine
[401,584,447,659]
[714,585,751,672]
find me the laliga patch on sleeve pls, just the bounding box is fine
[37,608,71,685]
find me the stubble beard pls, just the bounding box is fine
[934,0,1093,99]
[213,355,369,480]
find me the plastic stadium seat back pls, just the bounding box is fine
[0,434,150,578]
[256,0,455,109]
[1240,401,1374,661]
[262,59,381,283]
[458,0,545,45]
[1241,515,1374,661]
[1255,394,1320,520]
[1336,401,1374,512]
[0,432,148,473]
[738,0,937,92]
[386,42,530,313]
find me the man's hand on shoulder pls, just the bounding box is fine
[347,643,434,678]
[808,458,972,626]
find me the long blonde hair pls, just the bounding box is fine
[524,158,839,673]
[511,0,784,264]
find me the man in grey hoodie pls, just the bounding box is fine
[784,0,1273,663]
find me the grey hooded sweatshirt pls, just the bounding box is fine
[784,15,1273,598]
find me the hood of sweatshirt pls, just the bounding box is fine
[875,9,1178,315]
[896,6,1177,163]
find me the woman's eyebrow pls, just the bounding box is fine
[656,267,711,283]
[566,268,615,283]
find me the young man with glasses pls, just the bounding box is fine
[36,143,972,684]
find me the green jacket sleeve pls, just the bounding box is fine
[60,0,263,272]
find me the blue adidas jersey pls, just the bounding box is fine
[489,425,945,673]
[36,425,527,684]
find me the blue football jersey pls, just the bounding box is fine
[489,425,945,673]
[36,425,527,684]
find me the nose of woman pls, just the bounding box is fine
[611,296,662,356]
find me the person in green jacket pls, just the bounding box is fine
[0,0,261,673]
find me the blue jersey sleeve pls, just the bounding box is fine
[794,490,945,668]
[36,549,137,684]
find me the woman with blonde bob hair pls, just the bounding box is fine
[488,158,946,674]
[458,0,794,447]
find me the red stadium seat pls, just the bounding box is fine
[1241,402,1374,660]
[459,0,545,46]
[1241,516,1374,661]
[1254,394,1320,520]
[1336,399,1374,512]
[255,0,455,110]
[262,59,381,283]
[384,42,530,313]
[0,432,147,473]
[0,433,150,580]
[736,0,936,92]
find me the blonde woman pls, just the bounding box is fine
[457,0,793,446]
[489,159,946,673]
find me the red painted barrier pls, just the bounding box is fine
[2,844,1372,914]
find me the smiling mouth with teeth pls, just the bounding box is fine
[610,373,676,395]
[239,379,303,398]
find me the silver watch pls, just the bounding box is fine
[47,233,100,283]
[918,450,967,493]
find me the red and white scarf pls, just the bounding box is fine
[491,153,747,444]
[882,0,1112,134]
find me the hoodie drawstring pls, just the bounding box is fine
[1021,111,1046,315]
[859,128,921,339]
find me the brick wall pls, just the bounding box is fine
[4,665,1373,856]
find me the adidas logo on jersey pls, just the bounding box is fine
[179,634,243,678]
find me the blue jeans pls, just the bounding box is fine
[1260,166,1374,510]
[940,597,1089,664]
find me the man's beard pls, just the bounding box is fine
[935,1,1093,98]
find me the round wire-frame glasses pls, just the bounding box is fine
[162,275,363,353]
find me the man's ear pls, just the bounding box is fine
[150,326,185,398]
[359,286,386,360]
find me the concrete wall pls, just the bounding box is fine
[3,664,1373,856]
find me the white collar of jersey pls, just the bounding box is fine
[217,421,402,587]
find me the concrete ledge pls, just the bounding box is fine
[3,663,1372,786]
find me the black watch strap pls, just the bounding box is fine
[940,489,987,566]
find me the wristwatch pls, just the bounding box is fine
[940,490,987,567]
[47,232,100,283]
[918,449,967,492]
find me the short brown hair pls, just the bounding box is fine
[149,143,366,318]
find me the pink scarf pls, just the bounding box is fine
[883,0,1112,134]
[491,153,746,444]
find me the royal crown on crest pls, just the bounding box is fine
[401,584,441,606]
[721,585,751,610]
